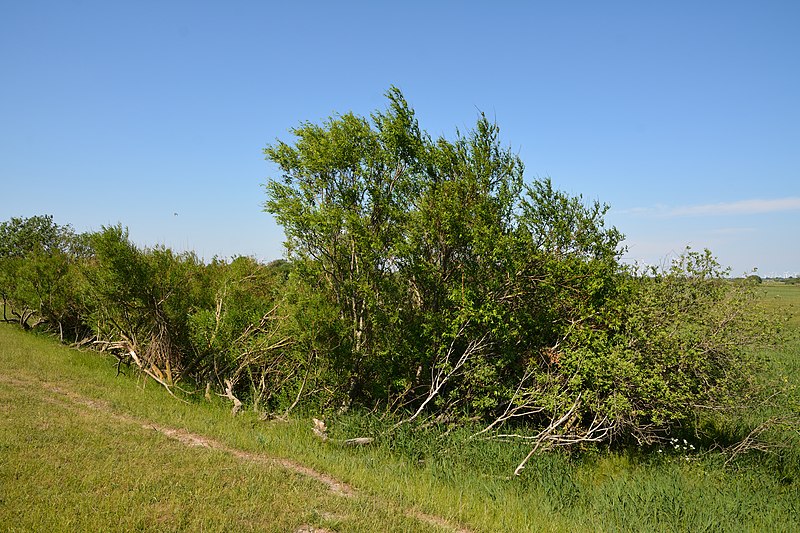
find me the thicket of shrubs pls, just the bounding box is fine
[0,90,790,469]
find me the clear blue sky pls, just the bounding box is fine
[2,1,798,276]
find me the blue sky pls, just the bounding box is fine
[1,1,798,276]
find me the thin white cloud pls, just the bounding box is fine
[706,227,756,236]
[619,197,800,217]
[671,197,800,216]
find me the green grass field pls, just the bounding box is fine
[763,281,800,329]
[1,284,799,532]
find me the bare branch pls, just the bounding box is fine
[514,393,582,476]
[220,378,243,416]
[393,326,489,430]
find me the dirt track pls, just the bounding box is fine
[0,373,472,533]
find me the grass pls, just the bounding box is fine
[762,281,800,329]
[1,284,799,532]
[0,384,362,532]
[0,328,440,533]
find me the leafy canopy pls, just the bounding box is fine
[264,88,779,452]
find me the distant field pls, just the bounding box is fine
[763,281,800,328]
[1,285,799,532]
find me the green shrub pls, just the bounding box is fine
[264,88,786,469]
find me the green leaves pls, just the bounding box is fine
[263,88,628,419]
[0,215,90,336]
[2,88,776,459]
[262,88,782,452]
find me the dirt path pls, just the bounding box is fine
[0,373,473,533]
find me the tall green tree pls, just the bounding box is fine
[265,87,427,402]
[0,215,90,337]
[264,88,625,415]
[265,88,780,463]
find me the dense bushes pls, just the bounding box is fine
[0,219,287,404]
[0,90,787,469]
[82,225,211,385]
[262,89,785,467]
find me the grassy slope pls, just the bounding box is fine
[0,327,441,533]
[0,284,798,532]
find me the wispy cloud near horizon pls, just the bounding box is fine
[619,197,800,217]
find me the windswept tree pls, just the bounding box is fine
[265,88,429,404]
[263,89,623,415]
[265,88,783,467]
